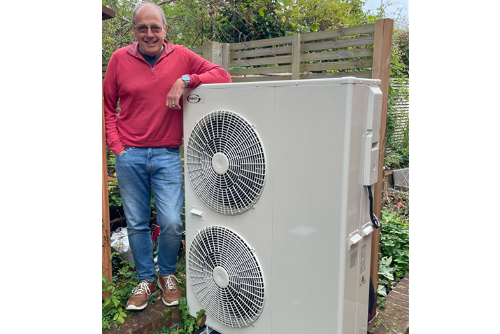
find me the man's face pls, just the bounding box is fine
[132,4,167,57]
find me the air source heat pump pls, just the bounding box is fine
[182,77,383,334]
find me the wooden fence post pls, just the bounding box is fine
[291,33,301,80]
[102,90,112,298]
[222,43,230,73]
[203,41,224,67]
[102,7,114,300]
[369,18,393,321]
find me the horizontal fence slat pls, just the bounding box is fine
[230,55,292,67]
[230,45,293,59]
[300,24,376,42]
[299,71,373,80]
[300,48,373,62]
[230,35,293,51]
[230,65,292,76]
[231,74,292,82]
[302,36,375,52]
[189,47,203,54]
[300,59,373,72]
[231,70,373,82]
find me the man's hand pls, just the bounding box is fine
[115,149,126,155]
[166,78,186,110]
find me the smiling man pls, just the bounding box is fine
[103,2,231,311]
[132,4,165,57]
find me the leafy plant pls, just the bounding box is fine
[102,253,138,329]
[107,152,122,208]
[166,297,205,334]
[103,0,378,57]
[154,326,170,334]
[376,192,409,308]
[102,282,127,327]
[380,207,409,280]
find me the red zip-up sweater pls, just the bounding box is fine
[103,40,231,154]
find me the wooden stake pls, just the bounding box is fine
[102,89,112,300]
[291,33,301,80]
[369,18,393,321]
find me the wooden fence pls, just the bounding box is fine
[189,24,377,81]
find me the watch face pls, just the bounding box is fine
[182,75,190,87]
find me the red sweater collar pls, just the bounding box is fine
[127,39,174,58]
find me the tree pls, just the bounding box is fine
[102,0,378,58]
[297,0,373,31]
[102,0,137,59]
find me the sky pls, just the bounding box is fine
[363,0,409,19]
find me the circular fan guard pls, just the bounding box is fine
[188,226,265,328]
[186,110,266,215]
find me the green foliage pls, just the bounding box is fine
[297,0,374,31]
[107,151,121,208]
[104,245,194,331]
[392,20,409,68]
[377,293,386,308]
[385,80,409,170]
[380,208,409,279]
[154,326,170,334]
[206,0,304,41]
[381,4,409,170]
[102,253,138,329]
[102,0,378,57]
[376,190,409,307]
[102,0,137,59]
[176,297,198,334]
[156,297,203,334]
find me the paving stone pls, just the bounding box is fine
[368,274,409,334]
[386,294,409,308]
[382,302,409,322]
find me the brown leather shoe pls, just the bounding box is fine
[158,274,182,306]
[125,280,157,311]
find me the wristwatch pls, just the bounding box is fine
[181,75,191,88]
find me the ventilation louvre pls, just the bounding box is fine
[188,226,265,328]
[186,110,266,215]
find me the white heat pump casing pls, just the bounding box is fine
[183,78,382,334]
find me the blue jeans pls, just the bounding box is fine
[115,146,184,282]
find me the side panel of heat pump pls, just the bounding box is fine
[339,84,374,334]
[271,82,356,334]
[354,84,381,334]
[352,84,377,334]
[183,85,275,334]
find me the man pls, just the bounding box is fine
[103,2,231,311]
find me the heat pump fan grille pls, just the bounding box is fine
[189,226,265,328]
[186,110,266,215]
